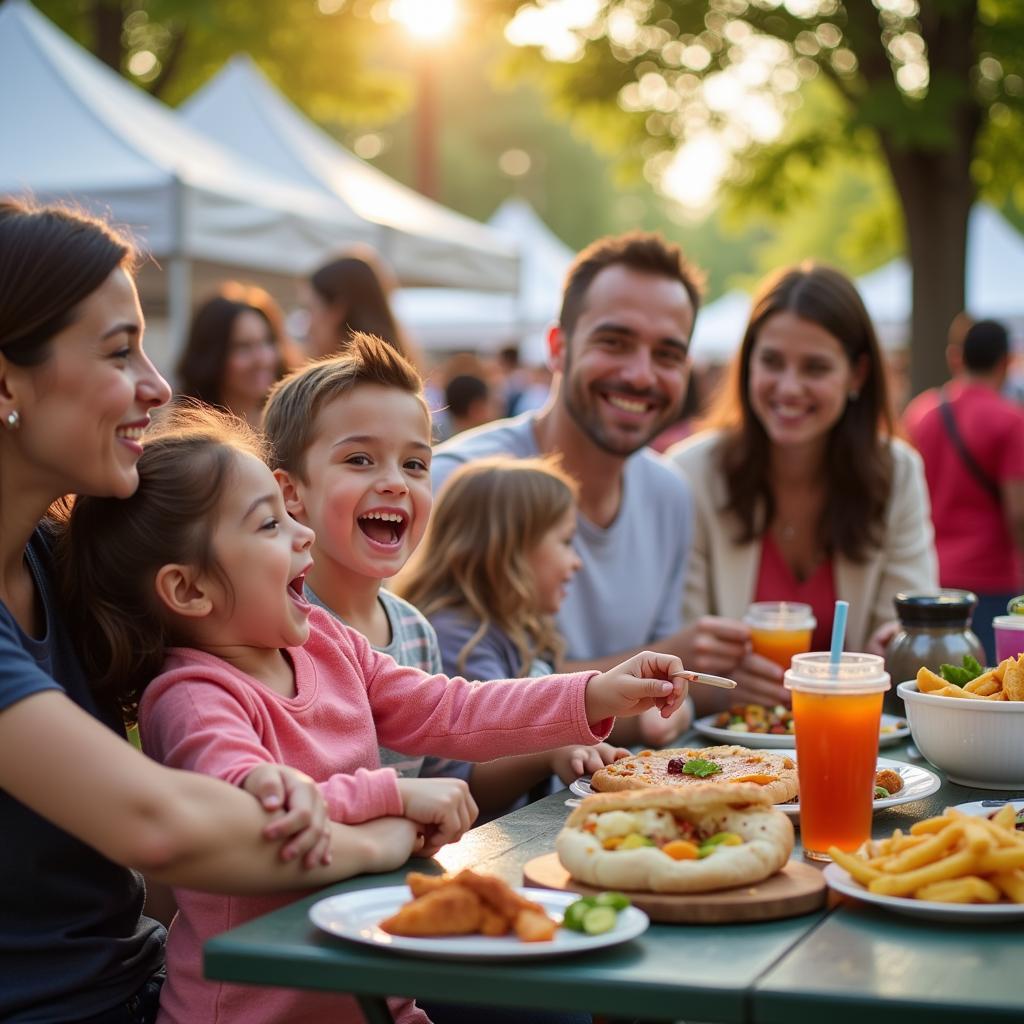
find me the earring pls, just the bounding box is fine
[4,410,19,430]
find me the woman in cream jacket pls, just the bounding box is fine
[665,264,937,707]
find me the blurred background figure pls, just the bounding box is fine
[667,262,938,673]
[176,282,297,427]
[903,317,1024,661]
[306,249,421,369]
[444,373,501,438]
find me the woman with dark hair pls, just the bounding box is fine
[666,263,937,705]
[306,249,419,365]
[177,283,295,426]
[0,198,422,1023]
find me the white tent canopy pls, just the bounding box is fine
[0,0,378,362]
[393,197,574,362]
[181,55,519,293]
[688,290,752,364]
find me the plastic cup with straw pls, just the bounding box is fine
[785,599,891,860]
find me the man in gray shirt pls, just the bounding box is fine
[432,232,760,732]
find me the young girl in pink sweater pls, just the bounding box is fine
[61,405,690,1024]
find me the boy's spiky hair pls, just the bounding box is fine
[262,331,426,480]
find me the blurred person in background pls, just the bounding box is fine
[305,249,422,370]
[904,317,1024,660]
[177,283,296,427]
[443,372,501,437]
[667,263,937,687]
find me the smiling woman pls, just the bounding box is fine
[665,263,938,673]
[0,199,431,1024]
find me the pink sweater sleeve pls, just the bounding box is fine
[139,675,402,824]
[333,620,613,758]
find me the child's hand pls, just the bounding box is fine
[549,742,631,784]
[243,763,331,869]
[638,697,694,748]
[395,777,479,857]
[585,651,690,725]
[356,816,424,873]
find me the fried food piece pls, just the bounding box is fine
[915,876,1001,904]
[514,907,559,942]
[454,869,531,919]
[479,905,510,936]
[874,768,904,795]
[963,672,1000,696]
[1004,657,1024,701]
[406,872,448,898]
[380,884,482,937]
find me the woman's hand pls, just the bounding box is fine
[867,619,901,657]
[395,777,479,856]
[549,742,631,784]
[242,764,331,868]
[586,651,690,724]
[638,696,694,747]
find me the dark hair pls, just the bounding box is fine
[263,331,427,481]
[706,263,894,562]
[176,284,289,407]
[0,198,135,366]
[310,252,410,357]
[962,319,1009,372]
[58,404,268,722]
[559,231,704,337]
[445,374,489,419]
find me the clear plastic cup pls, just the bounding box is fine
[745,601,816,671]
[993,616,1024,662]
[784,652,891,861]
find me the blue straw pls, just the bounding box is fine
[830,600,849,668]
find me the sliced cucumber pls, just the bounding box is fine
[581,905,618,935]
[593,891,631,910]
[562,898,596,932]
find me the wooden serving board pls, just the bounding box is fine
[522,852,826,924]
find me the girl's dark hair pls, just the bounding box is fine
[705,263,894,563]
[57,404,268,723]
[0,198,135,366]
[310,251,410,357]
[176,284,290,407]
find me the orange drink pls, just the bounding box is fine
[745,602,815,670]
[785,652,890,861]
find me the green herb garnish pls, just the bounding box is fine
[681,758,723,778]
[939,654,984,687]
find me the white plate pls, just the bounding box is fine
[823,862,1024,923]
[950,798,1024,823]
[569,756,940,820]
[308,885,649,960]
[692,712,910,749]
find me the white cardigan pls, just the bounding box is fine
[664,430,938,651]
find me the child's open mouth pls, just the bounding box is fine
[287,569,311,609]
[357,510,408,549]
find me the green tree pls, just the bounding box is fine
[491,0,1024,394]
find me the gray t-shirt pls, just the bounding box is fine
[432,413,694,662]
[304,585,469,781]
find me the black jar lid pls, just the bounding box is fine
[895,590,978,625]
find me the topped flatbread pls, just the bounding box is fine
[590,744,798,805]
[556,783,794,893]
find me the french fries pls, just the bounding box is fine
[916,654,1024,702]
[829,806,1024,905]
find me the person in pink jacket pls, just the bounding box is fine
[61,403,690,1024]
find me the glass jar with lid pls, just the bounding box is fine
[884,590,986,713]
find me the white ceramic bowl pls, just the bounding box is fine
[897,680,1024,790]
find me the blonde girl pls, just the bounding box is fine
[399,456,582,679]
[62,405,690,1024]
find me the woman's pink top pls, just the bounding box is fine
[754,533,837,651]
[140,607,606,1024]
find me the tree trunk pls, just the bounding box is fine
[89,1,125,73]
[883,141,974,399]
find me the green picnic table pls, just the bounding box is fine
[204,739,1023,1023]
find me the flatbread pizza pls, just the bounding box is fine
[590,744,798,804]
[556,784,794,893]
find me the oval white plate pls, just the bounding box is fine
[569,756,940,820]
[308,885,649,961]
[950,798,1024,823]
[693,712,909,750]
[823,862,1024,923]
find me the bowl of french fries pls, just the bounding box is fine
[895,654,1024,789]
[824,804,1024,921]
